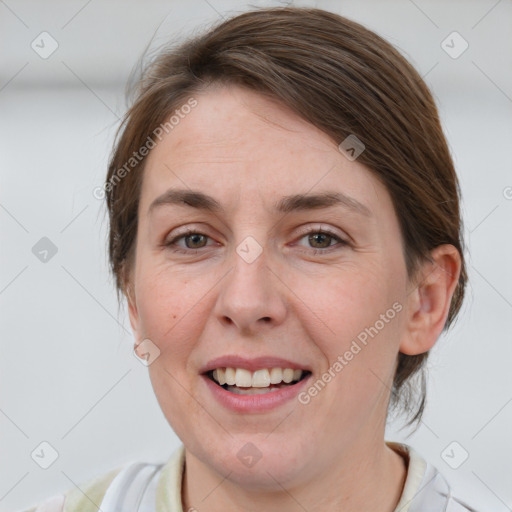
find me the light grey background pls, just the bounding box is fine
[1,1,511,511]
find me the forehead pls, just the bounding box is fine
[139,84,386,217]
[154,85,339,167]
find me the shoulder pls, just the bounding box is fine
[18,464,124,512]
[19,445,186,512]
[386,441,482,512]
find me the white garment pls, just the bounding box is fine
[389,442,479,512]
[33,494,65,512]
[99,462,163,511]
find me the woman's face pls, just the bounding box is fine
[127,84,414,486]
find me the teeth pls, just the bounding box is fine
[211,367,305,388]
[252,369,270,387]
[225,367,236,385]
[283,368,294,383]
[235,368,253,387]
[269,368,282,384]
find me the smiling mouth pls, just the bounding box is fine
[205,369,312,395]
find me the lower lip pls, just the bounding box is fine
[201,373,312,413]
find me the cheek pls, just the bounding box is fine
[138,269,212,435]
[137,249,190,308]
[303,264,392,341]
[297,263,403,397]
[134,265,203,359]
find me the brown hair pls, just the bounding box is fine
[104,6,467,430]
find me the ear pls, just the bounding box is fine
[121,263,141,344]
[399,244,462,356]
[126,283,139,334]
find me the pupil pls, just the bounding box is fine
[310,233,329,248]
[187,234,205,248]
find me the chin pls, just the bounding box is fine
[196,436,313,490]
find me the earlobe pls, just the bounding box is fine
[399,245,461,356]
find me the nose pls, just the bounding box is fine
[213,240,288,336]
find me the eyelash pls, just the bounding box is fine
[163,227,348,256]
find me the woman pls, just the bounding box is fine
[23,6,479,512]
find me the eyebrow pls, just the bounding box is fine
[148,188,372,217]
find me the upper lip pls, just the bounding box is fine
[200,355,312,374]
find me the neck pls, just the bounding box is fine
[181,437,407,512]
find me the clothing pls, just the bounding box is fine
[21,441,479,512]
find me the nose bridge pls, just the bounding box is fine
[230,232,272,304]
[226,203,273,272]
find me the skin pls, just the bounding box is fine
[125,84,461,512]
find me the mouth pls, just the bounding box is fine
[204,368,312,395]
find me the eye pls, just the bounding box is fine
[164,229,214,254]
[294,228,348,255]
[163,226,348,255]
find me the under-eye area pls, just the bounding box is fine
[205,368,313,395]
